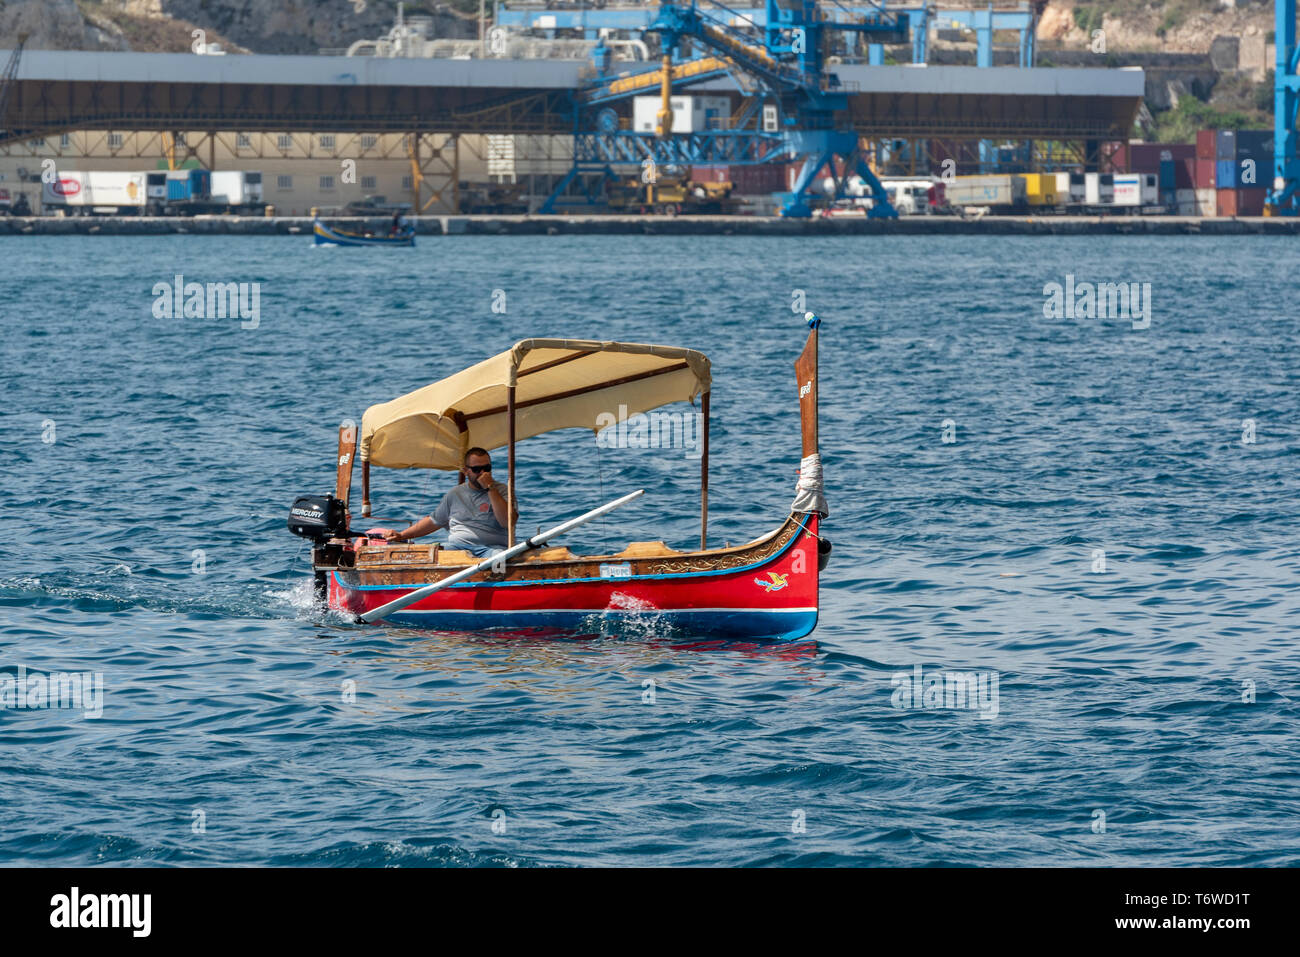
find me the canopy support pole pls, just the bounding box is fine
[454,411,469,485]
[361,460,370,517]
[507,385,517,548]
[336,421,358,509]
[700,390,710,550]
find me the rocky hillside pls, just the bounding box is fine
[0,1,1283,58]
[1049,1,1278,136]
[0,0,474,54]
[1038,0,1274,56]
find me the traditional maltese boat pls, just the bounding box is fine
[312,218,415,247]
[287,316,829,640]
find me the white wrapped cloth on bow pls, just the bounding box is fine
[791,453,828,517]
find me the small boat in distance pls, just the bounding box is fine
[286,316,831,641]
[312,217,415,247]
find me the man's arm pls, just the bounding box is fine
[486,482,512,531]
[469,471,517,533]
[366,516,443,542]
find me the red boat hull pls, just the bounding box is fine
[327,514,821,641]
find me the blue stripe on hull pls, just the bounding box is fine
[382,608,818,642]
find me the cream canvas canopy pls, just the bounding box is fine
[360,338,712,470]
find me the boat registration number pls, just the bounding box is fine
[598,563,633,579]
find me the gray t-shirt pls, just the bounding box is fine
[432,482,508,547]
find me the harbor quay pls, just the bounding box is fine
[2,214,1297,236]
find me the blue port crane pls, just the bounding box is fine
[493,2,1041,70]
[1271,0,1299,213]
[544,1,912,217]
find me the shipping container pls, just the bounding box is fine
[1176,202,1198,217]
[1195,158,1216,189]
[633,95,731,134]
[691,165,729,183]
[1239,158,1267,187]
[1237,189,1267,216]
[1216,159,1238,190]
[165,167,211,202]
[1125,142,1195,173]
[1215,130,1236,161]
[1196,129,1217,161]
[1018,173,1062,207]
[1234,129,1272,162]
[730,164,782,195]
[1195,188,1216,217]
[166,170,188,202]
[944,174,1027,210]
[1233,130,1272,190]
[1159,160,1176,191]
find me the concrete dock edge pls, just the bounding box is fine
[0,215,1297,236]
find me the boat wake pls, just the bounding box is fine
[264,578,320,616]
[0,573,324,626]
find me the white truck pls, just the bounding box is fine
[1083,172,1115,210]
[1111,173,1159,212]
[881,177,939,215]
[1066,172,1086,206]
[144,171,167,212]
[1063,172,1116,212]
[944,174,1027,212]
[42,171,151,215]
[41,169,264,215]
[209,170,264,212]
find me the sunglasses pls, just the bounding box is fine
[466,463,492,473]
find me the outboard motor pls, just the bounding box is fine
[287,495,350,543]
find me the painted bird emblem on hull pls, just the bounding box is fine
[755,572,788,592]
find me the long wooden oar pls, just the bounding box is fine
[356,489,645,624]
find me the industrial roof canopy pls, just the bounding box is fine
[0,51,1143,141]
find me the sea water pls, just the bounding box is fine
[0,234,1297,865]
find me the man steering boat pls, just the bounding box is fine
[366,447,515,558]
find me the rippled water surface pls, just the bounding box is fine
[1,234,1298,866]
